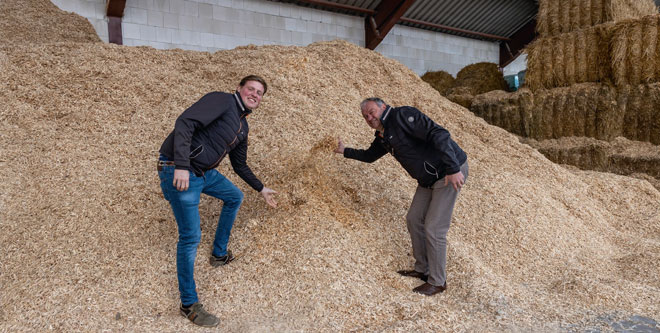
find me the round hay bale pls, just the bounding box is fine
[420,70,455,96]
[451,62,508,96]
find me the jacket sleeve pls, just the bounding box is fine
[173,92,231,169]
[343,136,387,163]
[397,107,461,174]
[228,139,265,192]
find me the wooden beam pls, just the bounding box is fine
[499,18,537,68]
[399,17,510,41]
[106,0,126,17]
[365,0,416,50]
[106,0,127,45]
[108,16,123,45]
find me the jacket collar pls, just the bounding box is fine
[379,104,393,126]
[233,91,253,116]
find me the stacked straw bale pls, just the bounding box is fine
[616,83,660,144]
[421,70,454,95]
[522,136,660,189]
[611,14,660,86]
[471,84,620,141]
[445,62,508,108]
[536,0,658,37]
[2,1,660,332]
[470,88,534,137]
[530,83,620,140]
[525,23,614,91]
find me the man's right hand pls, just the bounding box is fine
[334,137,345,154]
[173,169,189,191]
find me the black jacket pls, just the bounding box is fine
[344,105,467,188]
[159,91,264,192]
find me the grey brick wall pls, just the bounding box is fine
[50,0,506,76]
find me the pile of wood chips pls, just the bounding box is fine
[1,1,659,331]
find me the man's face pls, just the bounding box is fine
[361,101,386,130]
[237,80,265,109]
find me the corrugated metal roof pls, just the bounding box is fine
[271,0,539,41]
[402,0,537,39]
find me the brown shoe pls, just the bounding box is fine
[397,269,428,282]
[413,282,447,296]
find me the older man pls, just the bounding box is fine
[335,97,468,296]
[158,75,277,327]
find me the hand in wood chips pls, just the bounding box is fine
[173,169,189,191]
[444,171,465,191]
[260,187,278,208]
[334,137,345,154]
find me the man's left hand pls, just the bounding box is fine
[444,172,465,191]
[261,187,278,208]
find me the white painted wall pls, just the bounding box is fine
[503,53,527,76]
[50,0,500,76]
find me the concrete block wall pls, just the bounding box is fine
[50,0,500,76]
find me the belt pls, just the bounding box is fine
[157,160,175,171]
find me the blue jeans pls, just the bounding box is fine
[158,163,243,305]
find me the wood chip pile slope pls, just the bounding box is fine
[1,1,660,332]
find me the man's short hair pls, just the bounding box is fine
[239,75,268,95]
[360,97,385,110]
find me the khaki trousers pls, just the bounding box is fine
[405,161,468,286]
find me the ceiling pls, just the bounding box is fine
[272,0,660,42]
[271,0,538,41]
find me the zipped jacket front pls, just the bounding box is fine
[159,91,264,192]
[344,105,467,188]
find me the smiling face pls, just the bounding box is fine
[361,100,386,130]
[237,80,265,109]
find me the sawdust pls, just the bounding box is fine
[1,1,659,332]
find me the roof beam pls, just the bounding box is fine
[400,17,510,41]
[106,0,126,45]
[499,18,537,68]
[365,0,417,50]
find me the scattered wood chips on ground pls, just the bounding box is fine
[1,1,659,332]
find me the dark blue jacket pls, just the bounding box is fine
[159,91,264,192]
[344,105,467,188]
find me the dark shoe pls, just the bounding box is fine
[413,282,447,296]
[180,303,219,327]
[209,250,235,267]
[397,269,428,282]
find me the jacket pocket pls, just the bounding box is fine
[423,161,439,178]
[189,144,204,159]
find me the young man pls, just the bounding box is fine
[158,75,277,327]
[335,97,468,296]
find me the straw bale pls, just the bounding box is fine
[537,0,658,36]
[469,88,534,137]
[521,136,660,190]
[2,1,660,332]
[450,62,508,96]
[420,70,454,96]
[445,86,474,109]
[611,15,660,86]
[529,83,620,140]
[525,24,614,91]
[617,83,660,144]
